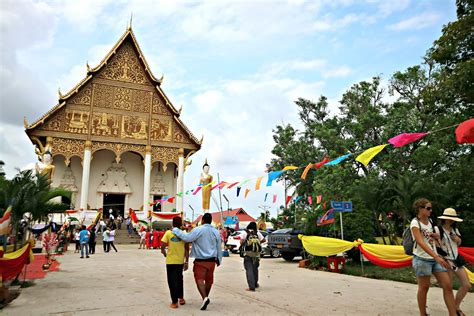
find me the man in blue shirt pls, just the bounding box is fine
[79,225,90,258]
[172,213,222,311]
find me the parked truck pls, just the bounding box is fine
[267,228,306,261]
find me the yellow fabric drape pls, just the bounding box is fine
[465,267,474,284]
[361,243,412,262]
[299,235,362,256]
[356,144,388,166]
[0,242,34,263]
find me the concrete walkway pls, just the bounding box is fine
[3,244,473,315]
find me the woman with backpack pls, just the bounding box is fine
[438,208,471,316]
[240,222,266,292]
[410,198,456,316]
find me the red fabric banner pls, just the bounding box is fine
[455,118,474,144]
[129,210,138,223]
[151,212,181,220]
[0,243,33,281]
[359,245,412,268]
[459,247,474,264]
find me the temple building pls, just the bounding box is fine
[24,26,201,218]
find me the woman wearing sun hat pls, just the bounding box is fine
[438,208,471,316]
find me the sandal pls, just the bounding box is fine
[456,310,465,316]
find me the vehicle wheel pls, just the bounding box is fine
[282,253,295,261]
[230,249,237,254]
[270,249,280,258]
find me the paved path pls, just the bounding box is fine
[4,244,473,315]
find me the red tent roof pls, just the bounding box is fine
[192,208,256,225]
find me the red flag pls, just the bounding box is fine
[227,181,239,189]
[455,118,474,144]
[192,187,202,195]
[308,196,313,205]
[130,210,138,223]
[315,157,330,169]
[167,197,175,203]
[285,196,292,205]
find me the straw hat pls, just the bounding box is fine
[438,208,463,222]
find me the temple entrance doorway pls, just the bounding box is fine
[103,193,125,219]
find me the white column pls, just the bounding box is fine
[143,146,152,214]
[177,148,185,215]
[80,141,92,216]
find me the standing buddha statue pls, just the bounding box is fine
[200,159,213,213]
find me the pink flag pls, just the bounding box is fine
[388,132,428,148]
[227,181,239,189]
[192,187,202,195]
[273,194,277,203]
[308,196,313,205]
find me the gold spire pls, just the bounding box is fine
[58,88,64,99]
[178,105,182,115]
[159,74,164,84]
[86,61,91,72]
[128,13,133,30]
[200,134,204,144]
[23,116,28,129]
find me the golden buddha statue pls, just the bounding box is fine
[200,159,213,213]
[35,149,55,183]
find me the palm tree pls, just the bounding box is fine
[0,169,71,249]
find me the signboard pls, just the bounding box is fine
[330,201,353,213]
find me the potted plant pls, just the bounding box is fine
[39,232,59,270]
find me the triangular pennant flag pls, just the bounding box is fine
[219,181,228,189]
[285,196,292,205]
[264,193,268,202]
[237,187,241,197]
[325,153,352,166]
[455,118,474,144]
[211,183,220,190]
[227,181,239,189]
[273,194,277,203]
[356,144,388,166]
[192,187,202,195]
[177,192,183,197]
[315,157,330,168]
[255,176,263,190]
[294,196,302,203]
[316,195,322,204]
[283,166,299,171]
[388,132,428,147]
[167,197,175,203]
[266,170,283,186]
[239,179,250,187]
[301,163,314,180]
[308,196,313,205]
[244,188,250,198]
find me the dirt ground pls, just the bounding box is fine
[3,244,473,315]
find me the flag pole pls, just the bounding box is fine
[340,212,344,240]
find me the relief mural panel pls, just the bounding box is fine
[92,83,113,109]
[173,122,191,144]
[96,41,149,85]
[91,112,120,137]
[121,115,148,140]
[132,89,151,113]
[65,109,89,134]
[113,87,132,110]
[150,118,172,141]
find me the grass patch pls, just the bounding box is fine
[309,257,473,292]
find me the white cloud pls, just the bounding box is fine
[388,12,440,31]
[323,65,353,78]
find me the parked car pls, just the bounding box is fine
[226,229,245,253]
[267,228,306,261]
[260,231,281,258]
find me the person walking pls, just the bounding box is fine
[126,216,133,237]
[172,213,222,311]
[108,227,118,252]
[438,208,471,316]
[138,228,146,249]
[88,227,96,254]
[161,216,190,309]
[79,225,90,259]
[116,214,123,230]
[102,228,110,253]
[410,198,456,316]
[74,228,80,253]
[145,228,151,249]
[239,222,265,291]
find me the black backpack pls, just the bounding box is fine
[239,229,261,258]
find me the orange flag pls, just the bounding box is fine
[301,163,314,180]
[255,176,263,190]
[245,188,251,198]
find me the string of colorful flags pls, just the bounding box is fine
[149,118,474,209]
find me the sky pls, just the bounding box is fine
[0,0,457,221]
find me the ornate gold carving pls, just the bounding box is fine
[113,87,132,110]
[91,141,146,159]
[173,122,190,144]
[121,115,148,140]
[152,94,168,115]
[69,83,92,105]
[132,89,151,113]
[50,138,85,165]
[150,118,172,141]
[41,108,66,132]
[91,112,120,137]
[93,83,113,109]
[65,109,89,134]
[145,145,152,154]
[151,146,179,167]
[96,41,149,85]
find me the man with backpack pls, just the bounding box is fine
[239,222,266,292]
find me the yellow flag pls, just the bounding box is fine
[255,176,263,190]
[283,166,298,171]
[356,144,388,166]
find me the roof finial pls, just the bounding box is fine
[24,116,29,129]
[128,13,133,30]
[58,88,64,99]
[86,61,91,72]
[178,105,182,115]
[200,134,204,144]
[159,74,164,84]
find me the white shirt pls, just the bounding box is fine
[240,230,265,242]
[410,218,438,259]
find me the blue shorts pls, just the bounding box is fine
[412,255,447,277]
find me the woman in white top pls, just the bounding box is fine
[439,208,471,316]
[74,229,80,253]
[410,198,456,316]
